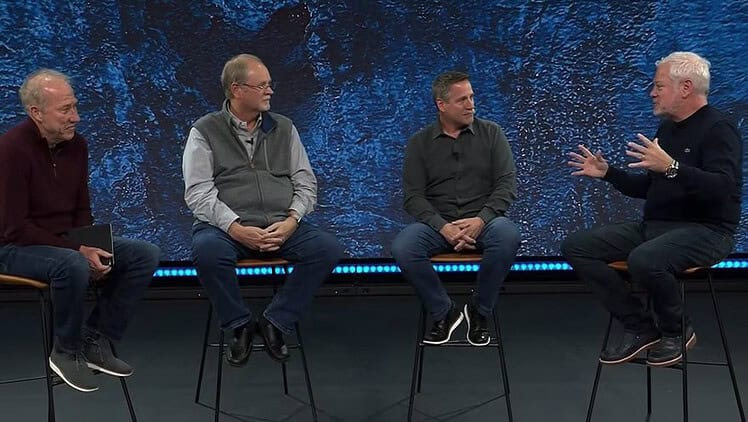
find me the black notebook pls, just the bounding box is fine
[64,224,114,266]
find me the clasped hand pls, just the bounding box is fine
[440,217,484,252]
[228,219,298,252]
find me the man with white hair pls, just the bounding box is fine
[0,69,160,391]
[562,52,742,367]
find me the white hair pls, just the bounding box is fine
[656,51,711,96]
[18,69,72,110]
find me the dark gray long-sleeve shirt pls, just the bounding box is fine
[402,117,517,232]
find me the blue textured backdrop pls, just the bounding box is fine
[1,1,746,259]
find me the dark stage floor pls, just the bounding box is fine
[1,291,747,421]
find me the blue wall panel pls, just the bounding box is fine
[1,1,745,259]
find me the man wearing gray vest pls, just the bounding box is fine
[183,54,343,365]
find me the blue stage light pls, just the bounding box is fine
[152,258,748,278]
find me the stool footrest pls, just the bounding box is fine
[0,375,47,385]
[419,340,500,347]
[207,342,302,351]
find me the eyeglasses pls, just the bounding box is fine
[236,81,275,91]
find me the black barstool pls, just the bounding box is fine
[586,261,745,422]
[0,273,138,422]
[407,253,513,422]
[193,258,317,422]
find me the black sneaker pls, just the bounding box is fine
[423,304,464,345]
[49,348,98,392]
[599,329,660,365]
[647,326,697,367]
[464,303,490,346]
[83,335,133,377]
[225,320,255,367]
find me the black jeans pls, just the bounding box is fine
[561,220,734,335]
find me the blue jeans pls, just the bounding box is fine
[0,237,160,352]
[191,222,344,335]
[391,217,521,320]
[561,221,734,335]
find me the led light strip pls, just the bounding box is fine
[152,259,748,278]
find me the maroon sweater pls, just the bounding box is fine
[0,118,93,250]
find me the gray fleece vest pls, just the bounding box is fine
[192,108,294,227]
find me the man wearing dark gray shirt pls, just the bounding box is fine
[392,71,520,346]
[183,54,343,365]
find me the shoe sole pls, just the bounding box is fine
[463,304,490,347]
[86,362,133,377]
[423,312,465,345]
[49,358,99,392]
[599,338,661,365]
[226,357,250,367]
[646,333,697,367]
[264,351,290,363]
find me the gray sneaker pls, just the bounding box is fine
[49,348,98,392]
[83,336,133,377]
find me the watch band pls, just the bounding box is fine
[665,160,679,179]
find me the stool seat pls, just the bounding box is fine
[607,261,706,275]
[430,253,482,263]
[0,274,48,289]
[237,258,290,267]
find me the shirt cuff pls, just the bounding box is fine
[427,214,449,232]
[288,202,307,220]
[217,213,241,233]
[477,207,498,224]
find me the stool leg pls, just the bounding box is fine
[586,314,613,422]
[681,282,688,422]
[646,366,652,418]
[707,272,746,421]
[493,310,513,422]
[416,308,426,393]
[40,291,55,422]
[111,341,137,422]
[215,330,224,422]
[195,304,213,404]
[295,323,318,421]
[646,296,652,419]
[281,361,289,395]
[408,307,426,421]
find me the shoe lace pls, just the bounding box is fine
[73,351,89,369]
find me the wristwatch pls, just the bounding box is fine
[289,213,302,224]
[664,160,679,179]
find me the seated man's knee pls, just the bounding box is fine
[50,251,90,290]
[316,231,345,263]
[626,249,665,279]
[483,218,521,250]
[391,227,422,261]
[141,241,161,267]
[560,229,594,259]
[192,233,233,268]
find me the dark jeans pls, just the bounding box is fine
[191,222,344,335]
[0,237,160,353]
[561,220,734,335]
[391,217,521,320]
